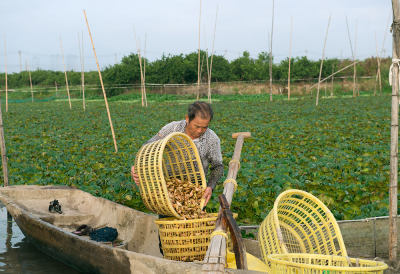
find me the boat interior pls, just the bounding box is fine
[1,185,163,258]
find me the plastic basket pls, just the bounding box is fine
[267,253,388,273]
[135,132,206,218]
[258,189,347,267]
[155,213,218,262]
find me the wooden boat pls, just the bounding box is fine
[0,185,262,274]
[1,185,399,273]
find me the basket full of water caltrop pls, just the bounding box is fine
[134,132,207,219]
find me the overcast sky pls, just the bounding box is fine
[0,0,393,73]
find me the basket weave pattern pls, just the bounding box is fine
[268,253,388,273]
[135,133,206,218]
[259,189,347,267]
[155,213,218,262]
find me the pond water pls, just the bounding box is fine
[0,203,80,273]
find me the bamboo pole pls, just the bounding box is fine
[137,39,145,107]
[330,63,334,97]
[83,10,118,153]
[60,37,72,109]
[55,81,58,97]
[0,81,8,187]
[0,38,9,186]
[206,49,210,103]
[269,0,275,102]
[134,29,146,107]
[208,6,218,104]
[316,15,331,106]
[144,33,148,107]
[309,61,359,91]
[354,21,359,96]
[345,17,357,98]
[197,0,202,100]
[18,50,22,72]
[78,31,86,111]
[199,50,206,83]
[4,37,8,112]
[389,0,399,263]
[27,60,34,102]
[378,17,390,95]
[375,32,382,96]
[288,16,293,101]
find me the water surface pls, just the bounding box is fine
[0,203,80,273]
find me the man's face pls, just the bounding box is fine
[185,115,210,139]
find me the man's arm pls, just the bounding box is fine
[202,137,223,206]
[207,137,224,190]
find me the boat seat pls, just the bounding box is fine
[15,198,95,227]
[40,212,95,226]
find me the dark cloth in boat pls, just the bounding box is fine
[89,227,118,242]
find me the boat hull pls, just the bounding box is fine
[0,185,223,274]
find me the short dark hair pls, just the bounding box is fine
[187,101,213,122]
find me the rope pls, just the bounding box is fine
[389,58,400,87]
[229,159,240,169]
[210,230,229,241]
[223,178,238,192]
[345,256,352,267]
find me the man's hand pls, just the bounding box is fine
[203,186,212,207]
[131,166,140,186]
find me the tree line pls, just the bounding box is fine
[0,51,391,97]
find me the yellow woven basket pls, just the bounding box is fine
[258,189,347,268]
[135,132,206,218]
[155,213,218,262]
[267,253,388,273]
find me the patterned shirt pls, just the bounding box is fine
[146,120,223,190]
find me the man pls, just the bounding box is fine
[131,101,223,206]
